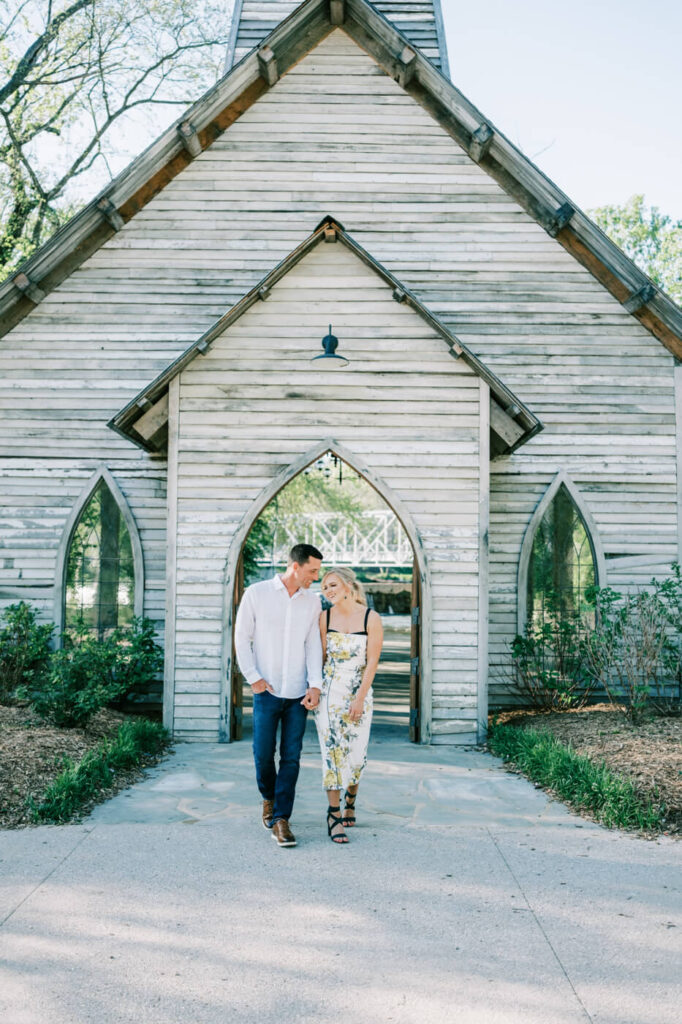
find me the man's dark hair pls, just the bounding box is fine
[289,543,323,565]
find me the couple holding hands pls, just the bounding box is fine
[234,543,383,846]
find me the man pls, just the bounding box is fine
[234,543,323,847]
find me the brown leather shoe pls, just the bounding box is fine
[271,818,296,847]
[262,799,274,830]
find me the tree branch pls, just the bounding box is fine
[0,0,94,106]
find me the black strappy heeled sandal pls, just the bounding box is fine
[343,790,357,828]
[327,806,349,844]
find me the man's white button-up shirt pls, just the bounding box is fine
[234,576,323,699]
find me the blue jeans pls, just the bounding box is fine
[252,690,308,822]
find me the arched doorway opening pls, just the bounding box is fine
[220,441,429,744]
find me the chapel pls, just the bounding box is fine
[1,0,680,744]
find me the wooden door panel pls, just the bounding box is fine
[230,556,245,740]
[409,556,421,743]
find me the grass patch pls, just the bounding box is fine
[29,717,169,824]
[488,719,666,832]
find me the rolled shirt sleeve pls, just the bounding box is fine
[234,589,263,685]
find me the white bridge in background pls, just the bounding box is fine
[258,510,413,568]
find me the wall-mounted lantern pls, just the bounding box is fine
[311,325,348,367]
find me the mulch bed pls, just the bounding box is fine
[494,704,682,835]
[0,705,165,829]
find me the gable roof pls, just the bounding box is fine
[1,0,681,359]
[108,216,542,457]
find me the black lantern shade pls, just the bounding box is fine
[311,325,348,367]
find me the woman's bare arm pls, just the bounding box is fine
[319,609,328,668]
[350,611,383,718]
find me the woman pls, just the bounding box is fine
[314,567,383,844]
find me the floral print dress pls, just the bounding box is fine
[314,609,373,791]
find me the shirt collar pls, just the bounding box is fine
[273,574,302,598]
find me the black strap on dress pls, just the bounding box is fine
[327,605,371,635]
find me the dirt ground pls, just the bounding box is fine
[495,704,682,834]
[0,705,164,828]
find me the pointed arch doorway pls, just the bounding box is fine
[220,440,430,744]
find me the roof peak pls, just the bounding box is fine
[1,0,680,356]
[109,216,540,456]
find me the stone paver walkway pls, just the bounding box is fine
[1,723,680,1024]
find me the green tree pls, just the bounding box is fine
[243,459,376,583]
[0,0,228,279]
[590,194,682,305]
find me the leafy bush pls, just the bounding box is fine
[505,567,682,719]
[22,617,163,728]
[507,610,594,711]
[650,564,682,715]
[112,616,164,694]
[29,718,169,823]
[488,719,665,832]
[585,581,681,721]
[0,602,53,703]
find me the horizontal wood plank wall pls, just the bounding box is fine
[0,30,676,723]
[231,1,444,69]
[173,242,481,742]
[0,462,167,632]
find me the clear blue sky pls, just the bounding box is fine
[441,0,682,220]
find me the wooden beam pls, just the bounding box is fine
[623,283,656,313]
[163,377,179,730]
[258,45,279,86]
[392,287,406,302]
[13,272,45,305]
[671,366,675,565]
[177,121,202,158]
[330,0,345,25]
[395,45,416,88]
[96,196,124,232]
[468,123,493,163]
[477,380,490,744]
[323,224,337,241]
[546,202,575,238]
[132,393,169,443]
[489,398,524,448]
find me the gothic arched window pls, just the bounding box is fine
[526,482,597,628]
[64,478,136,636]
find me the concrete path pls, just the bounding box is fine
[0,723,680,1024]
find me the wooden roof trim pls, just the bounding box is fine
[108,216,542,454]
[0,0,332,336]
[2,0,681,356]
[342,0,682,356]
[342,0,682,355]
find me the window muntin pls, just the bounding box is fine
[64,480,135,635]
[526,483,596,626]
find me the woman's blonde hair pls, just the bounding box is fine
[321,566,367,606]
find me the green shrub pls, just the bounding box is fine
[585,582,680,721]
[29,718,169,823]
[0,602,53,703]
[650,564,682,715]
[22,617,163,728]
[504,567,682,720]
[508,610,593,711]
[488,719,665,832]
[112,616,164,693]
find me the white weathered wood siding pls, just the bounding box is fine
[0,30,676,724]
[229,0,446,70]
[170,241,482,742]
